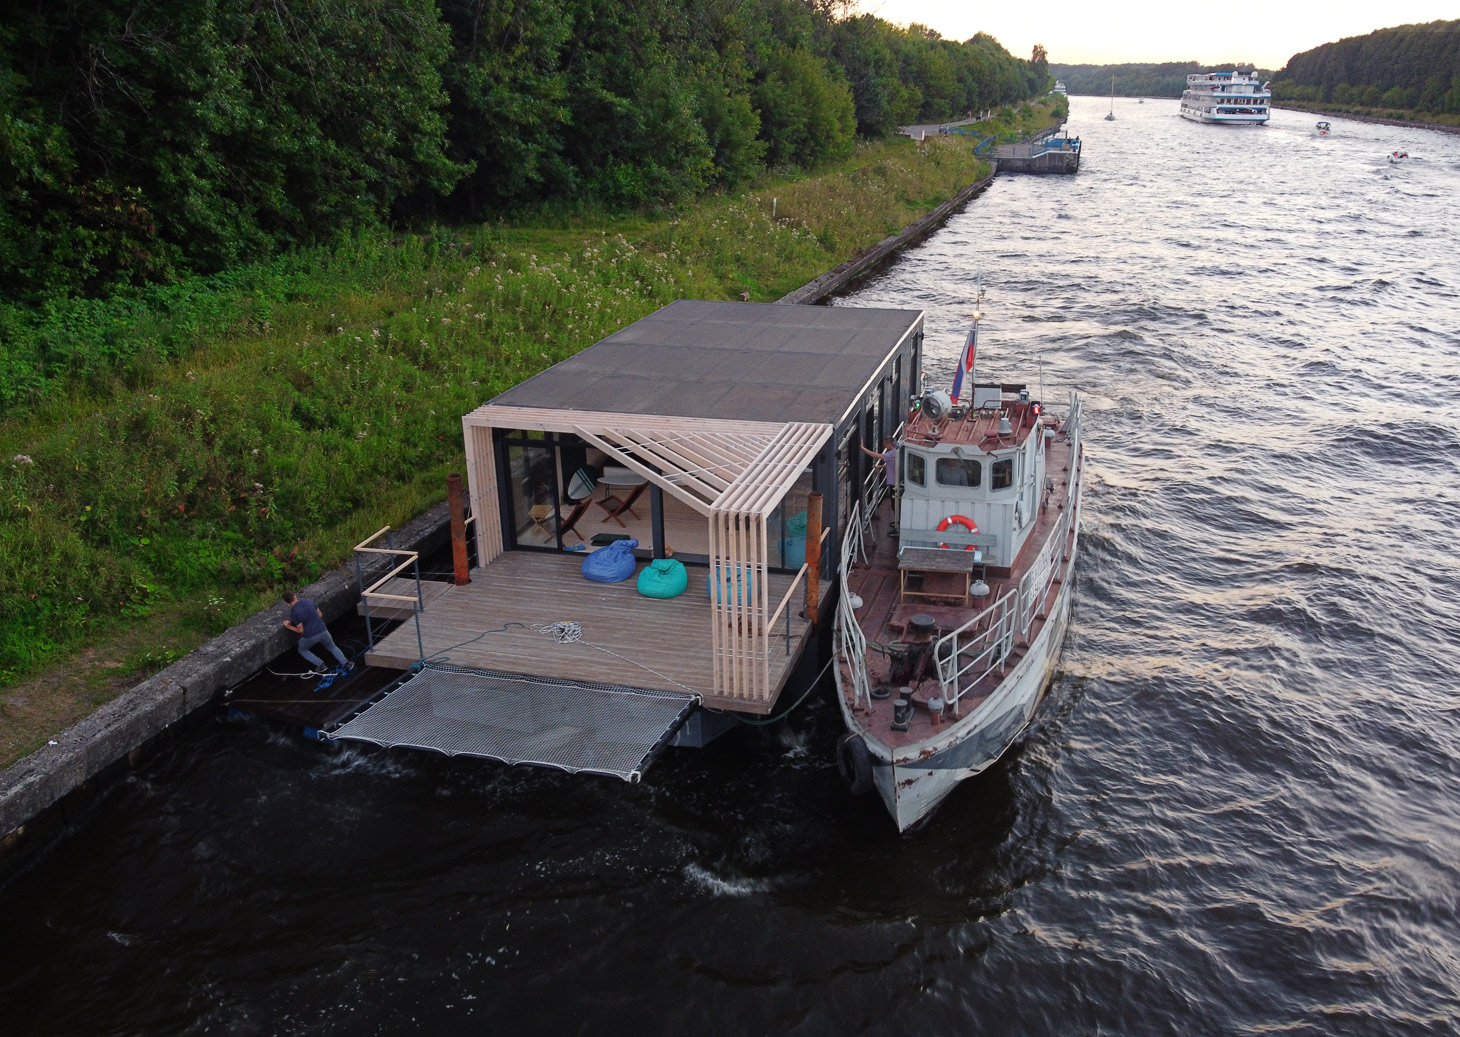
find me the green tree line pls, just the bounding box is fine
[1050,62,1275,99]
[0,0,1048,307]
[1271,20,1460,113]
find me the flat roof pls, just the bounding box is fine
[486,300,922,425]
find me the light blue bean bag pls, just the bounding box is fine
[637,558,688,599]
[707,564,757,604]
[582,538,638,583]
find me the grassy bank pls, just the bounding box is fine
[0,101,1055,766]
[1276,99,1460,133]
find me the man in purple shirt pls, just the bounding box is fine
[282,591,352,673]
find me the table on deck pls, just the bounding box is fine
[898,545,982,606]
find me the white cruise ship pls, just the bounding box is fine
[1179,69,1270,125]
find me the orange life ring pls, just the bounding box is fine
[936,514,978,550]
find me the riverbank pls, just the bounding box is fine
[0,106,1066,843]
[1277,101,1460,135]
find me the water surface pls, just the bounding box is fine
[4,97,1460,1035]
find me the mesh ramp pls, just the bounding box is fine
[328,663,698,782]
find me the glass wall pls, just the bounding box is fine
[504,434,559,548]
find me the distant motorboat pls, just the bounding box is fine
[1316,121,1330,135]
[1389,150,1409,163]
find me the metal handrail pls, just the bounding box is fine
[932,589,1018,712]
[764,525,833,633]
[934,391,1083,710]
[353,525,426,660]
[835,501,875,709]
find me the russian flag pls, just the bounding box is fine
[950,317,977,403]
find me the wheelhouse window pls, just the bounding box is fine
[991,458,1014,490]
[906,452,926,487]
[936,457,980,487]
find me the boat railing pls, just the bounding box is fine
[1015,393,1083,643]
[933,589,1020,712]
[836,501,875,709]
[935,391,1083,707]
[861,461,889,521]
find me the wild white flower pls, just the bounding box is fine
[12,454,34,465]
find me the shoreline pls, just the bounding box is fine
[1276,103,1460,136]
[0,159,1005,849]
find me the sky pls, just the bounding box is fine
[860,1,1456,71]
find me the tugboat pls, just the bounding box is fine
[833,285,1085,830]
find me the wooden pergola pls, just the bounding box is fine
[463,406,831,705]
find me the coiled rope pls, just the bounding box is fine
[532,620,701,698]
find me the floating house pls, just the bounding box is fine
[341,301,923,778]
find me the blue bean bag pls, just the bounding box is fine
[637,558,688,599]
[707,564,757,604]
[582,538,638,583]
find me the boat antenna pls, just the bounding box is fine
[950,277,985,405]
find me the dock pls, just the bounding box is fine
[363,551,829,713]
[994,133,1081,174]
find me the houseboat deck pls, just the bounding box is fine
[365,549,830,714]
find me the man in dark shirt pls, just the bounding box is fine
[282,591,351,673]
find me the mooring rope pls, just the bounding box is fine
[532,620,702,698]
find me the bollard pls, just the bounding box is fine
[448,473,470,586]
[805,491,822,630]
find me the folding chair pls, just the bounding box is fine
[559,498,592,543]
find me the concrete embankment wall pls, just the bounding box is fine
[0,163,999,847]
[778,169,995,304]
[0,505,451,844]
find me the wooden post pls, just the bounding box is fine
[805,491,822,630]
[448,473,470,585]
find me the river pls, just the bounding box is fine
[3,96,1459,1035]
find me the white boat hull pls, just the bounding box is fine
[1179,108,1268,125]
[837,562,1075,831]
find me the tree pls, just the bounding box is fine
[753,45,856,168]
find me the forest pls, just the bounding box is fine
[1049,62,1274,99]
[0,0,1049,309]
[1271,20,1460,113]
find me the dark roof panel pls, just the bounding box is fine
[489,300,922,424]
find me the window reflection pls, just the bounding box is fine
[906,452,925,487]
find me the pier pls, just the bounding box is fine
[994,130,1081,174]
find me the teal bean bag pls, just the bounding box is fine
[782,511,808,569]
[582,538,638,583]
[637,558,688,599]
[707,564,757,604]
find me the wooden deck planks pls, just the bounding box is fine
[364,550,824,713]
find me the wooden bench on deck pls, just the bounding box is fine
[896,528,998,607]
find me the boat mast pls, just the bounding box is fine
[951,277,985,404]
